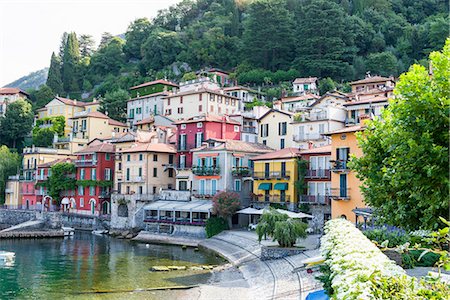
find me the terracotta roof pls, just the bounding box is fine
[223,86,262,94]
[281,94,320,103]
[75,143,115,154]
[293,77,318,84]
[193,139,274,154]
[0,87,29,96]
[108,119,127,127]
[309,91,350,107]
[127,91,169,102]
[135,116,155,126]
[258,109,294,121]
[54,97,98,107]
[107,132,137,143]
[121,142,176,154]
[37,158,72,168]
[300,145,331,155]
[251,147,301,161]
[324,125,364,135]
[129,80,179,90]
[173,114,241,125]
[351,75,394,85]
[164,88,239,100]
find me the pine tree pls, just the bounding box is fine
[61,32,81,95]
[46,52,63,95]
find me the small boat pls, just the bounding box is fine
[0,251,15,267]
[62,227,75,236]
[92,230,108,236]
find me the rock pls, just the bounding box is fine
[125,233,134,239]
[190,266,203,271]
[168,266,187,271]
[151,266,170,272]
[121,230,130,237]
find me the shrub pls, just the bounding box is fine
[363,225,410,247]
[212,191,240,219]
[273,219,307,247]
[256,208,288,241]
[205,217,228,238]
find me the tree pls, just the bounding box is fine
[318,77,337,94]
[43,162,77,204]
[0,146,21,204]
[46,52,63,95]
[212,191,240,228]
[141,30,183,71]
[256,208,288,240]
[99,32,114,49]
[350,40,450,230]
[32,116,65,147]
[273,218,308,247]
[124,18,153,60]
[0,99,34,149]
[90,37,126,77]
[99,89,129,123]
[242,0,295,71]
[366,51,398,77]
[79,34,95,57]
[32,128,55,147]
[28,85,55,111]
[61,32,81,95]
[181,71,197,81]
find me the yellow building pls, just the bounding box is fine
[36,97,100,136]
[257,109,294,150]
[5,175,21,209]
[326,125,366,222]
[251,147,301,211]
[69,111,128,141]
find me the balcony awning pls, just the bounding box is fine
[258,183,272,190]
[274,183,288,190]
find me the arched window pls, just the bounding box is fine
[117,204,128,217]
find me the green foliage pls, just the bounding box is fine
[44,162,76,204]
[79,34,95,58]
[76,180,113,187]
[141,30,183,72]
[0,146,21,204]
[273,218,308,247]
[61,32,81,95]
[46,52,63,95]
[32,128,55,147]
[366,51,398,76]
[28,85,55,111]
[256,208,288,241]
[318,77,336,95]
[99,89,129,123]
[124,18,153,60]
[205,217,228,238]
[90,37,126,78]
[350,40,450,230]
[0,99,34,149]
[181,72,197,81]
[34,116,65,136]
[316,264,334,296]
[212,191,240,219]
[363,227,411,248]
[402,250,441,269]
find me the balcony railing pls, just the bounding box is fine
[36,175,49,181]
[294,112,328,122]
[123,176,145,183]
[22,190,35,195]
[192,166,220,176]
[299,195,331,205]
[253,194,292,203]
[253,171,290,179]
[232,167,252,177]
[305,169,331,179]
[74,159,97,167]
[330,188,351,200]
[293,133,325,142]
[331,160,349,172]
[242,126,256,134]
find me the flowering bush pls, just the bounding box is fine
[363,225,410,248]
[212,191,240,219]
[321,219,450,298]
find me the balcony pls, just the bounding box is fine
[36,175,49,181]
[293,133,325,142]
[74,159,97,167]
[4,189,13,194]
[232,167,252,177]
[192,189,219,199]
[253,171,290,180]
[330,188,350,201]
[300,195,331,205]
[124,176,145,183]
[331,160,349,172]
[305,169,331,179]
[98,192,110,199]
[294,112,328,122]
[192,166,220,176]
[22,190,35,195]
[242,126,256,134]
[253,194,292,204]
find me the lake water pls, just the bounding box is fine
[0,232,223,299]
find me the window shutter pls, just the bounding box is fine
[260,124,263,137]
[195,133,198,148]
[278,123,281,135]
[336,149,340,160]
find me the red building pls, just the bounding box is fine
[74,142,115,216]
[174,114,241,168]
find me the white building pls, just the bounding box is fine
[224,86,265,111]
[0,87,29,117]
[280,94,321,112]
[292,77,318,95]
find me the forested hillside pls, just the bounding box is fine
[29,0,448,109]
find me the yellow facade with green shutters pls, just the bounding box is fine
[251,149,300,209]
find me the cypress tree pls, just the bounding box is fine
[61,32,80,95]
[46,52,63,95]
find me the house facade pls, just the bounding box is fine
[69,111,128,141]
[258,109,294,150]
[224,86,265,111]
[292,77,318,95]
[251,148,301,211]
[191,139,273,206]
[0,87,29,117]
[280,94,320,113]
[74,142,115,215]
[5,175,22,209]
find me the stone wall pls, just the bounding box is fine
[110,194,149,230]
[0,209,38,227]
[308,205,331,233]
[260,245,304,261]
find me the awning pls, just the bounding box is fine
[258,183,272,190]
[236,207,262,215]
[144,200,213,213]
[61,197,70,205]
[274,183,288,190]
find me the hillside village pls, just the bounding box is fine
[2,71,395,230]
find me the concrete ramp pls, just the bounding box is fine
[0,220,44,233]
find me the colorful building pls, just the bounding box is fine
[325,125,366,223]
[69,111,128,140]
[257,109,294,150]
[0,87,29,117]
[74,142,115,215]
[4,175,22,209]
[191,139,273,206]
[251,147,301,211]
[292,77,318,95]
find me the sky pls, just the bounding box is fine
[0,0,182,87]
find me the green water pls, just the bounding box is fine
[0,232,222,299]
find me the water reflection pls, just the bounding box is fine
[0,233,222,299]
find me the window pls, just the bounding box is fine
[127,155,131,162]
[280,138,285,149]
[169,154,174,164]
[234,180,241,192]
[262,140,266,145]
[265,163,270,177]
[91,169,96,180]
[153,168,157,177]
[181,124,186,129]
[199,94,203,101]
[118,162,122,171]
[198,105,202,112]
[209,94,213,101]
[165,109,172,115]
[178,107,183,114]
[167,99,171,105]
[210,105,214,112]
[211,179,217,194]
[281,162,286,177]
[138,167,142,177]
[336,148,350,162]
[104,168,111,180]
[80,198,84,207]
[168,169,173,177]
[339,174,347,197]
[78,185,84,196]
[180,96,183,104]
[138,186,143,194]
[231,100,236,106]
[234,125,239,132]
[260,124,269,137]
[225,98,229,105]
[89,186,95,196]
[195,132,204,148]
[80,168,85,180]
[152,186,157,194]
[179,155,186,168]
[153,154,158,161]
[319,124,325,134]
[179,181,187,191]
[139,154,143,161]
[126,168,130,181]
[197,122,203,128]
[278,122,287,136]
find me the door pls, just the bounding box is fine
[339,174,347,197]
[264,190,270,202]
[91,200,95,215]
[102,201,109,215]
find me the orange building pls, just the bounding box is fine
[326,125,367,223]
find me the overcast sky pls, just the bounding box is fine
[0,0,181,87]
